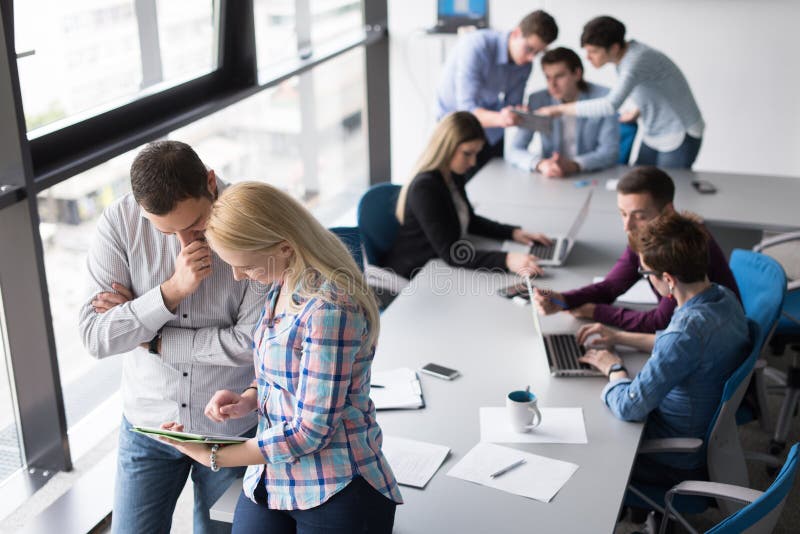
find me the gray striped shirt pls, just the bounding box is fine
[78,188,260,435]
[575,40,704,151]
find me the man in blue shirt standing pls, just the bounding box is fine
[435,10,558,174]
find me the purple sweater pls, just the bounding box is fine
[562,238,741,333]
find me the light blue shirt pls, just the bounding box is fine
[505,82,619,172]
[435,30,532,145]
[602,284,749,469]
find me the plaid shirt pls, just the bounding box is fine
[242,277,402,510]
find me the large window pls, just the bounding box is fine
[15,0,219,133]
[0,0,388,486]
[0,292,23,484]
[37,44,368,433]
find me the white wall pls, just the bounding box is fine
[388,0,800,182]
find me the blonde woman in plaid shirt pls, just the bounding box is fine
[161,182,402,533]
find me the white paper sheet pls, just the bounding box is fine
[381,436,450,488]
[479,407,588,444]
[447,443,578,502]
[593,276,658,305]
[370,368,424,410]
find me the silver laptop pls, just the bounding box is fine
[531,190,593,267]
[524,277,603,377]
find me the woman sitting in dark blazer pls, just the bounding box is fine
[383,111,550,279]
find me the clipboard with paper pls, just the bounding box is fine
[512,110,553,135]
[370,367,425,410]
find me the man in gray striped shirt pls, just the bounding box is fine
[79,141,261,534]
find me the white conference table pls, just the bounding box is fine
[375,206,650,533]
[467,160,800,233]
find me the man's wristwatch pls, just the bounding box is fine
[148,333,161,355]
[607,363,627,378]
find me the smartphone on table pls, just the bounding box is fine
[497,281,530,300]
[691,180,717,194]
[419,363,460,380]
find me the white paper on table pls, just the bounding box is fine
[370,368,424,410]
[381,436,450,488]
[447,442,578,502]
[479,407,588,444]
[592,276,658,305]
[605,178,619,191]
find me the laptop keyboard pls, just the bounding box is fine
[530,239,557,260]
[546,334,594,371]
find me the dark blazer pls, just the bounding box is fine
[382,170,517,279]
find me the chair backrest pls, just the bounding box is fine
[705,319,760,516]
[706,443,799,534]
[357,183,401,265]
[618,121,638,164]
[729,249,787,351]
[329,226,364,272]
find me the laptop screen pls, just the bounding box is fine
[565,190,593,241]
[438,0,488,22]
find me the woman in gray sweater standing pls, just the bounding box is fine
[536,16,704,169]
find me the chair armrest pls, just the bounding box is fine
[744,451,784,468]
[638,438,703,454]
[364,265,410,292]
[667,480,762,505]
[754,231,800,252]
[788,280,800,292]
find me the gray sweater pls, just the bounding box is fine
[575,40,703,151]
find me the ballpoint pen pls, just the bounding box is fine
[527,278,568,309]
[371,384,385,388]
[489,458,526,479]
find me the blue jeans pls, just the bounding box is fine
[232,475,397,534]
[112,416,246,534]
[635,134,702,169]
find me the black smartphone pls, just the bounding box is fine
[497,281,530,299]
[691,180,717,194]
[419,363,460,380]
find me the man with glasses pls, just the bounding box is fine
[533,166,740,332]
[435,10,558,174]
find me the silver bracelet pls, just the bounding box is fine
[210,443,220,472]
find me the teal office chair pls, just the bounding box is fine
[357,183,401,266]
[657,442,799,534]
[729,250,788,430]
[618,121,638,165]
[329,226,364,272]
[751,232,800,454]
[626,320,763,519]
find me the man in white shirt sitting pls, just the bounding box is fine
[505,47,619,178]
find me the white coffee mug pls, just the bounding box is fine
[506,390,542,433]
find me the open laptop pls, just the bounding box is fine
[530,190,593,267]
[428,0,489,34]
[524,277,603,377]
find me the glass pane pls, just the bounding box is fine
[156,0,217,82]
[0,290,24,482]
[37,151,136,430]
[308,47,368,223]
[310,0,363,48]
[15,0,219,133]
[254,0,298,71]
[172,47,369,225]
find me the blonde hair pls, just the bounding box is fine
[206,182,380,347]
[395,111,485,223]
